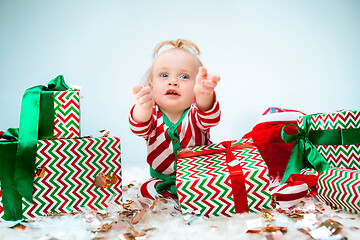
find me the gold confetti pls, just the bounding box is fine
[262,210,276,222]
[99,129,110,137]
[35,167,45,178]
[318,219,343,235]
[142,227,156,232]
[262,226,287,233]
[119,233,135,240]
[14,225,27,230]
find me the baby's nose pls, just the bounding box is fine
[168,77,178,86]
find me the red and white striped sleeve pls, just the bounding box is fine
[191,92,221,131]
[129,105,154,139]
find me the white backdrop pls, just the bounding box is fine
[1,0,359,173]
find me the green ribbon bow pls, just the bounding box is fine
[281,121,330,184]
[0,75,68,220]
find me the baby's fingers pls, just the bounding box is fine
[201,74,220,88]
[201,79,218,89]
[132,84,144,95]
[137,92,153,105]
[196,67,207,83]
[133,86,151,100]
[198,67,207,78]
[208,74,220,83]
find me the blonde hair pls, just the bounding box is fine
[143,39,202,84]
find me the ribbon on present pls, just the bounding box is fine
[16,75,68,202]
[177,141,256,213]
[0,141,23,221]
[177,141,254,159]
[304,112,360,146]
[280,120,330,184]
[0,75,68,220]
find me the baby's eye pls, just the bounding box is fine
[160,73,169,78]
[180,74,189,79]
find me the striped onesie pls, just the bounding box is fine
[129,96,221,199]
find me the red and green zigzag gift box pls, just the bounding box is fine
[52,89,80,139]
[317,168,360,214]
[30,75,81,140]
[298,110,360,169]
[176,138,272,217]
[0,136,122,219]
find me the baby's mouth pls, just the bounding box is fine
[165,90,180,96]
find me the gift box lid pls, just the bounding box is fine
[298,110,360,131]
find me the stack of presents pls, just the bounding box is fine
[0,76,122,221]
[1,76,360,223]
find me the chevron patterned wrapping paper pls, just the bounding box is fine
[298,110,360,169]
[299,168,319,176]
[0,136,122,219]
[52,90,80,139]
[176,138,272,218]
[317,168,360,214]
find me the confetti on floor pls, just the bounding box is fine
[1,177,360,240]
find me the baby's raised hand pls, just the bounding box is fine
[131,84,154,123]
[194,67,220,112]
[132,84,154,109]
[194,67,220,96]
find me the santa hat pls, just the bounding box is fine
[243,107,306,181]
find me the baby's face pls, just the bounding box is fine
[150,49,201,115]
